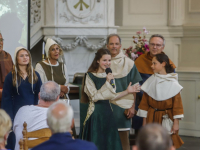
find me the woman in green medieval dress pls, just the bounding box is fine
[80,48,140,150]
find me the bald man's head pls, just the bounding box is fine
[40,81,60,101]
[47,101,74,133]
[133,124,174,150]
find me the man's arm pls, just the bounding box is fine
[127,92,136,119]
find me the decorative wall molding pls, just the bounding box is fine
[60,0,104,24]
[129,0,163,14]
[60,12,103,24]
[66,0,96,19]
[168,0,185,26]
[117,26,184,38]
[117,26,200,38]
[189,0,200,13]
[31,0,41,27]
[44,36,106,51]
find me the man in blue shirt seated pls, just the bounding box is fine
[32,101,97,150]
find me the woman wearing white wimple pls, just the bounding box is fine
[35,38,70,99]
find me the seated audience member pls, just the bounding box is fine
[0,109,12,150]
[13,81,60,150]
[32,101,97,150]
[132,123,175,150]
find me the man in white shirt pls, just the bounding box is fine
[13,81,60,150]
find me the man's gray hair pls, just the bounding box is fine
[149,34,165,46]
[136,123,173,150]
[40,81,60,101]
[47,101,74,133]
[106,33,122,44]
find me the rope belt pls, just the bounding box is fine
[150,106,172,122]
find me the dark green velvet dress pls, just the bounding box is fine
[80,72,122,150]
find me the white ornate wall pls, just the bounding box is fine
[42,0,117,80]
[30,0,43,48]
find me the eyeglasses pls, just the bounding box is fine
[149,43,163,48]
[0,38,4,42]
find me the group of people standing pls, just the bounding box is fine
[79,34,184,150]
[0,31,70,150]
[0,30,184,150]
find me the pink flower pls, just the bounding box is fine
[132,49,136,52]
[143,27,149,34]
[126,49,131,54]
[131,53,138,60]
[136,31,141,35]
[136,51,143,55]
[134,38,138,43]
[125,53,129,57]
[142,39,147,42]
[144,44,149,51]
[144,30,149,34]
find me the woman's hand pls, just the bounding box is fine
[126,82,140,94]
[60,85,68,94]
[106,73,114,83]
[60,91,65,98]
[171,119,179,134]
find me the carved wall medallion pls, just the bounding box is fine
[31,0,41,27]
[66,0,96,19]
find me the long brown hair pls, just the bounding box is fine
[12,49,38,87]
[81,48,111,103]
[87,48,111,73]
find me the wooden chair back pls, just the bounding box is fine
[19,139,24,150]
[22,122,52,150]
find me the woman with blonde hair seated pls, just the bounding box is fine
[0,109,12,150]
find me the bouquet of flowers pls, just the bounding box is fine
[124,27,150,60]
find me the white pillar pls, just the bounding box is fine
[168,0,185,26]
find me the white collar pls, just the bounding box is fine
[42,60,59,66]
[110,50,134,78]
[141,73,183,101]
